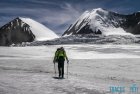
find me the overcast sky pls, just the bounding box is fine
[0,0,140,34]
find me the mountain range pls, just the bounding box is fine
[0,8,140,46]
[63,8,140,36]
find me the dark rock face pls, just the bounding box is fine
[122,12,140,34]
[63,9,140,36]
[0,17,35,46]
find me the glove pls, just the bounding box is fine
[67,60,69,63]
[53,60,55,64]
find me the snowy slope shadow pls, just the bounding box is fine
[53,77,65,79]
[0,66,50,74]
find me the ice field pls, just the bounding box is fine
[0,44,140,94]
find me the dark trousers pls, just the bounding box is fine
[58,60,64,77]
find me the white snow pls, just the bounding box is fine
[101,27,133,36]
[68,51,140,59]
[64,44,140,59]
[88,9,132,36]
[20,17,59,41]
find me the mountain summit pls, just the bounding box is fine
[63,8,140,36]
[0,17,58,46]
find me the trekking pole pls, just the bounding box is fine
[54,63,56,77]
[67,62,69,79]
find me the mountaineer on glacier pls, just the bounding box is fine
[53,47,69,79]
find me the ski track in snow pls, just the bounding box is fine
[0,44,140,94]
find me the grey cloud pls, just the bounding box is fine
[0,0,140,35]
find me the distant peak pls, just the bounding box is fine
[13,17,23,22]
[84,10,90,13]
[92,8,106,12]
[89,8,109,15]
[95,8,104,11]
[14,17,32,21]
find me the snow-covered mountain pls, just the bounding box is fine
[63,8,140,36]
[0,17,58,46]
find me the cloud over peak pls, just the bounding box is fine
[0,0,140,34]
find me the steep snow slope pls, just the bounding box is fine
[20,17,58,41]
[63,8,138,36]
